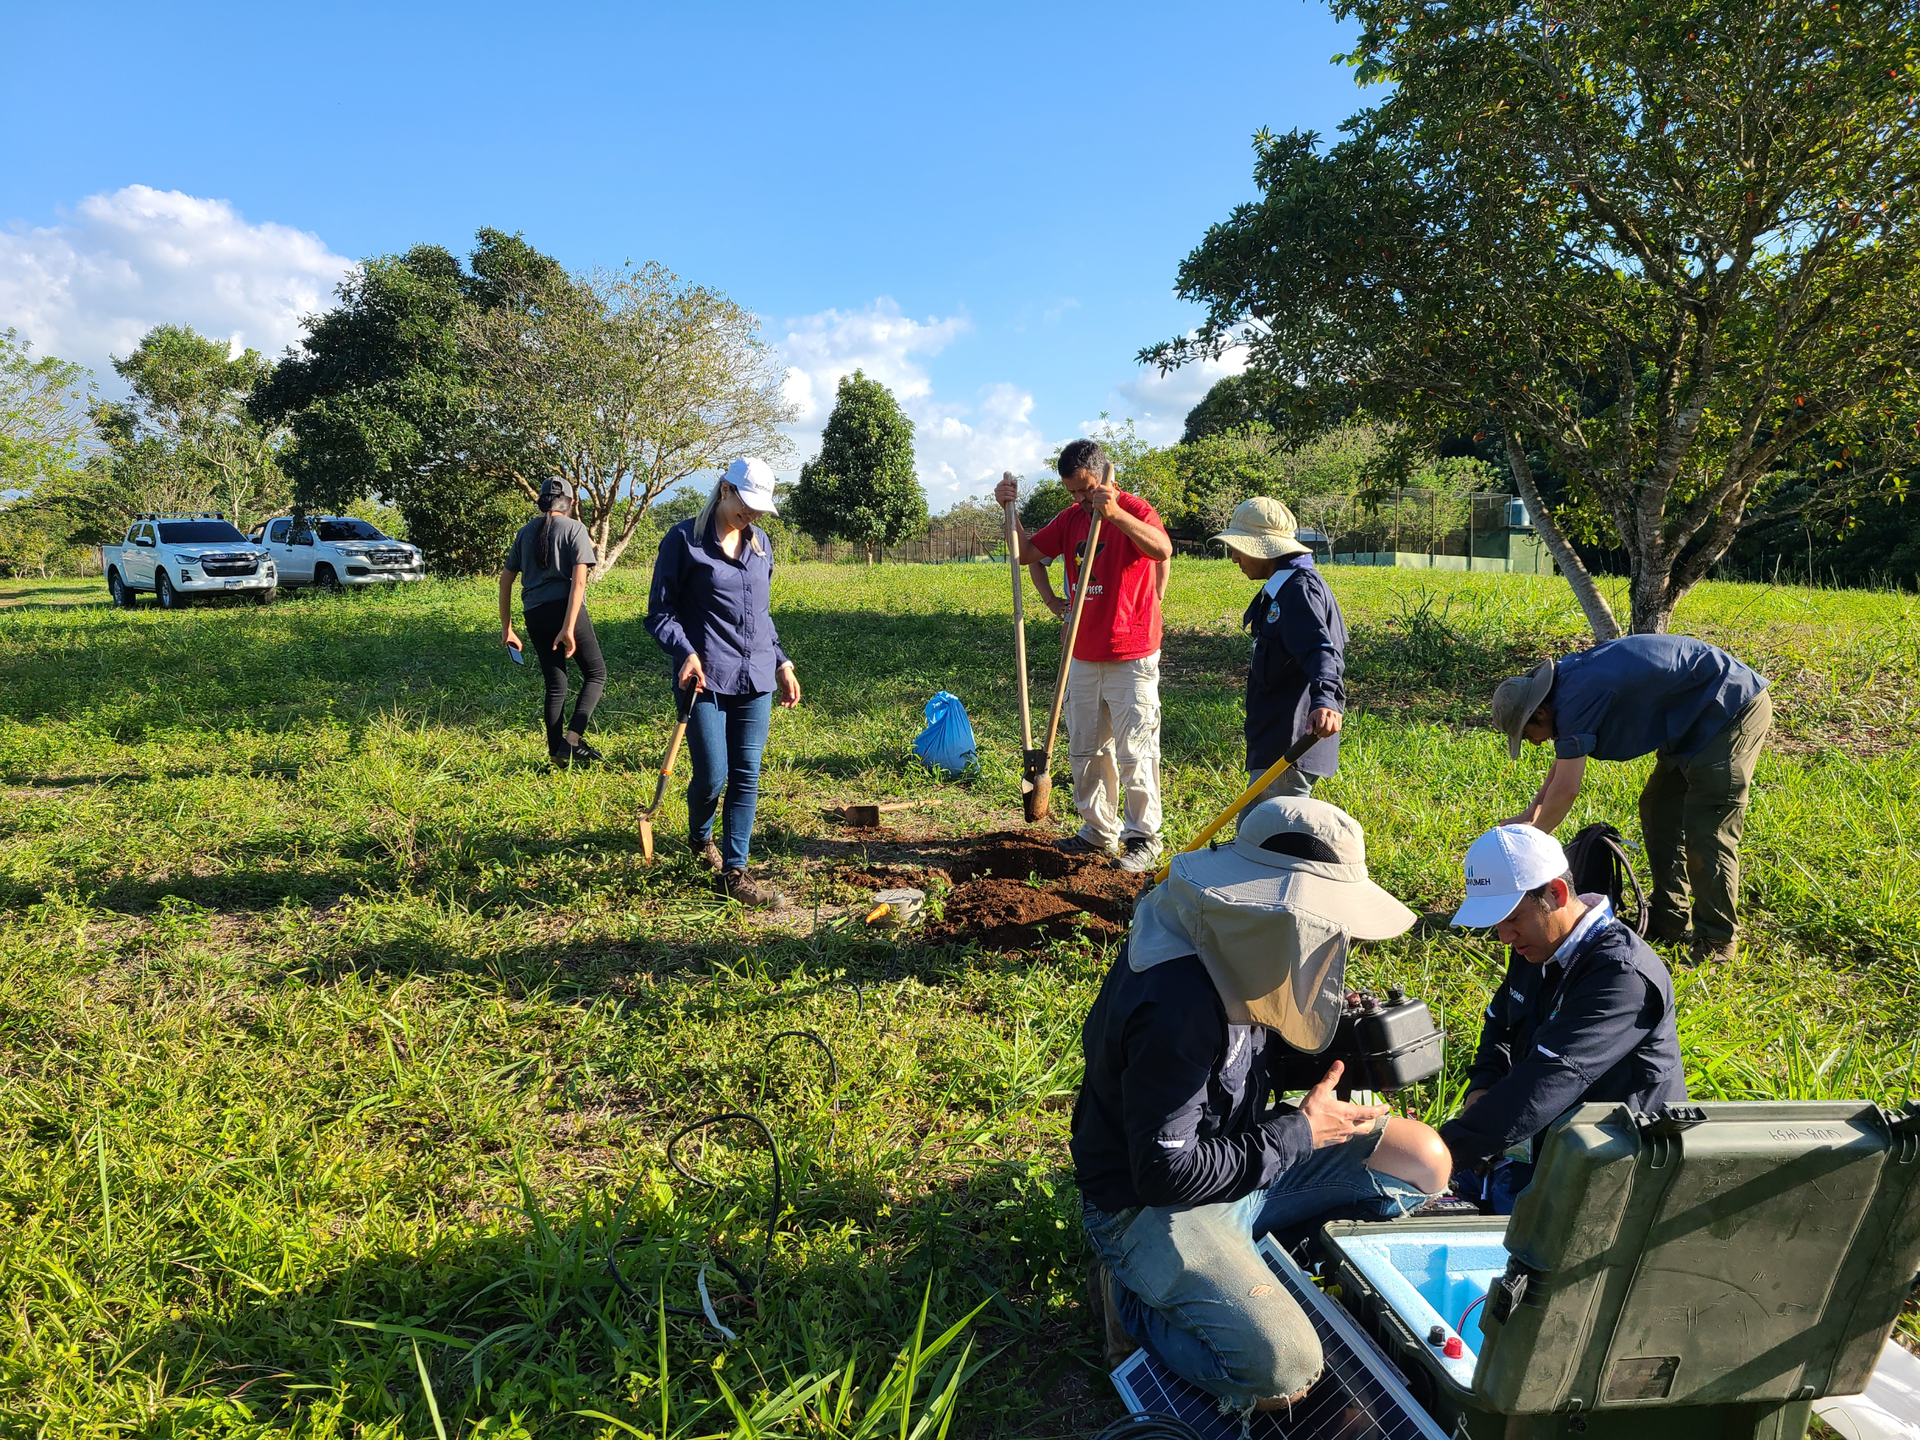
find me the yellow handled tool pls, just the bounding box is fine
[1151,731,1324,883]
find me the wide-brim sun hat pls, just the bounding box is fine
[1128,797,1418,1051]
[1212,496,1311,560]
[1491,658,1557,760]
[725,457,780,515]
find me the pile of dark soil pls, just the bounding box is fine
[837,831,1147,950]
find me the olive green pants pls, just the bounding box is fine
[1637,690,1772,948]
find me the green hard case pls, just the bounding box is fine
[1319,1100,1920,1440]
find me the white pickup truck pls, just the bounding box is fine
[102,514,278,609]
[246,514,425,591]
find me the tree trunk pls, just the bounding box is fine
[1504,433,1621,643]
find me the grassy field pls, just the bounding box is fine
[0,560,1915,1438]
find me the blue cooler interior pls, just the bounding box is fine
[1336,1229,1509,1388]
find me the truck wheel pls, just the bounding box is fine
[156,571,183,610]
[315,564,342,593]
[108,569,137,608]
[254,586,277,606]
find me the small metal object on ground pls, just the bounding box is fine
[863,888,925,928]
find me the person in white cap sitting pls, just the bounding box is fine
[1212,497,1346,805]
[646,458,802,908]
[1440,824,1686,1212]
[1072,796,1450,1413]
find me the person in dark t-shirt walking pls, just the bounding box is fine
[501,478,606,769]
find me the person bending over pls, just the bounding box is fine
[500,478,606,768]
[1441,824,1686,1212]
[1212,497,1346,808]
[1492,634,1770,963]
[1072,797,1450,1412]
[994,440,1174,872]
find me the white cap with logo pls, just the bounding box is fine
[724,457,780,515]
[1451,824,1570,927]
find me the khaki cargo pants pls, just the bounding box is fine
[1638,689,1772,948]
[1065,652,1162,847]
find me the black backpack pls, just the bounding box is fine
[1564,822,1649,936]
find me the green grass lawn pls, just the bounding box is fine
[0,561,1914,1437]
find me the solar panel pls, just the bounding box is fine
[1109,1237,1450,1440]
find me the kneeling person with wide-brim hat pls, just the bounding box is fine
[1070,796,1449,1413]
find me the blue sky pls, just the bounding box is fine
[1,0,1370,502]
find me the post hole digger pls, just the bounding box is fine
[1004,468,1107,824]
[1149,730,1322,883]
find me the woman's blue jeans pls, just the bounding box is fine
[685,688,773,872]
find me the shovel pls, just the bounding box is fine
[1024,467,1109,822]
[1150,730,1323,883]
[1004,484,1046,823]
[637,687,694,865]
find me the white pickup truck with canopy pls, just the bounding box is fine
[101,514,278,609]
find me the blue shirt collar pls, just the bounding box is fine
[1549,894,1614,968]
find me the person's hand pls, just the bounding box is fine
[1461,1088,1487,1113]
[556,627,578,659]
[678,652,707,693]
[777,662,801,708]
[1309,707,1343,739]
[1300,1061,1391,1149]
[1080,473,1121,520]
[994,474,1019,508]
[501,625,521,655]
[1042,593,1068,619]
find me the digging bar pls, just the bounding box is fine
[1004,480,1047,823]
[1149,730,1324,884]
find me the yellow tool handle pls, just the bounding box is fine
[1151,731,1324,883]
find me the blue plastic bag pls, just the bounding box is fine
[912,691,976,777]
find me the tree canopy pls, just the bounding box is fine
[1145,0,1920,636]
[789,371,926,560]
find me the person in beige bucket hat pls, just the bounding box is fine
[1070,795,1450,1411]
[1213,498,1349,807]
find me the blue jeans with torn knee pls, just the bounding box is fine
[1081,1121,1430,1409]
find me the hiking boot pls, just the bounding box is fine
[1115,837,1163,873]
[1087,1262,1138,1369]
[690,837,724,873]
[722,869,786,909]
[1056,834,1115,858]
[1691,937,1738,965]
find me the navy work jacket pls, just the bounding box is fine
[1438,903,1686,1167]
[1071,945,1313,1214]
[646,518,792,696]
[1243,556,1346,777]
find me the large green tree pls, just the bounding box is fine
[1,329,94,493]
[462,259,793,576]
[1145,0,1920,636]
[789,371,926,561]
[252,230,557,574]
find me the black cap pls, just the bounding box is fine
[539,477,574,502]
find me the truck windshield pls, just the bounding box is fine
[158,521,249,544]
[315,519,390,541]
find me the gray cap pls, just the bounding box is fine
[539,477,574,502]
[1491,659,1557,759]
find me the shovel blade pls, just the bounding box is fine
[638,815,655,866]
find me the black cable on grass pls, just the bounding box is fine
[1091,1414,1208,1440]
[665,1110,785,1299]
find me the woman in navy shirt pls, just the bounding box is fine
[646,458,800,907]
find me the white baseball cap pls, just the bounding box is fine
[724,457,780,514]
[1451,824,1570,927]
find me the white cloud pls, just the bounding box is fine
[775,299,1052,505]
[0,185,353,385]
[1089,341,1250,446]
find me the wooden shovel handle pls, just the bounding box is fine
[1005,485,1034,752]
[1039,502,1105,759]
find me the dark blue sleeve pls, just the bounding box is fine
[1278,573,1346,714]
[1440,953,1663,1166]
[763,537,791,671]
[645,528,695,669]
[1465,960,1521,1094]
[1123,987,1313,1207]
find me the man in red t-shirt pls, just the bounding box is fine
[995,440,1174,871]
